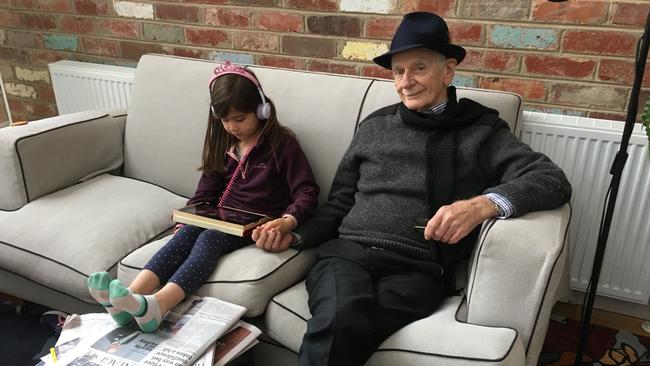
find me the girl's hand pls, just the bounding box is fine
[173,224,185,234]
[252,218,295,252]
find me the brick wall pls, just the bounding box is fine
[1,0,649,122]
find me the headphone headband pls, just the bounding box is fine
[209,61,271,120]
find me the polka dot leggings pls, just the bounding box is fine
[143,225,252,295]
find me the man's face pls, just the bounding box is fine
[391,48,457,112]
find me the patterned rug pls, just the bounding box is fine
[539,314,650,365]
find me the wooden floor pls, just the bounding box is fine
[553,301,650,336]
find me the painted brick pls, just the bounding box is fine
[524,55,596,79]
[361,65,392,79]
[448,21,483,45]
[205,8,250,29]
[401,0,455,16]
[0,30,4,46]
[307,16,361,37]
[258,55,304,69]
[550,84,628,110]
[479,77,547,101]
[0,12,21,27]
[234,32,279,52]
[230,0,277,6]
[285,0,336,12]
[143,23,184,43]
[340,0,395,14]
[185,29,230,47]
[35,84,56,102]
[61,16,96,34]
[283,36,336,58]
[307,60,356,75]
[460,50,519,73]
[5,30,43,49]
[598,59,650,87]
[15,67,50,83]
[120,41,162,60]
[255,12,303,33]
[458,0,527,19]
[0,65,14,80]
[366,18,400,39]
[5,83,36,98]
[21,14,57,30]
[82,37,120,57]
[341,41,388,61]
[97,20,141,38]
[161,46,205,59]
[114,1,154,19]
[0,47,29,63]
[563,30,637,56]
[612,3,650,27]
[155,4,199,22]
[209,51,254,64]
[37,0,71,12]
[451,74,478,88]
[74,0,110,16]
[43,34,78,51]
[525,104,587,117]
[489,25,558,50]
[532,0,607,24]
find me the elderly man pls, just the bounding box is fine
[253,11,572,366]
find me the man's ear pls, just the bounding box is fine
[444,58,457,85]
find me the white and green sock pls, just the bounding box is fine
[109,279,162,333]
[87,272,133,326]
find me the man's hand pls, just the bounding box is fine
[424,196,497,244]
[252,218,295,252]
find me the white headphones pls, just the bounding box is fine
[209,61,271,120]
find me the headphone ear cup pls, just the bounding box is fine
[257,103,271,120]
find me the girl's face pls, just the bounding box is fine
[220,107,261,144]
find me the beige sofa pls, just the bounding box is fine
[0,54,570,365]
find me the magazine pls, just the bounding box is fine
[172,203,272,237]
[213,321,261,366]
[41,296,249,366]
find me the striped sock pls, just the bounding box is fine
[109,279,162,333]
[87,272,133,326]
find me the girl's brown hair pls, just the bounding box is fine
[200,69,294,174]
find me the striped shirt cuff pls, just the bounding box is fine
[484,193,514,218]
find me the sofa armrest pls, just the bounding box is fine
[0,110,127,211]
[464,204,571,351]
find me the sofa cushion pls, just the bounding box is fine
[118,239,317,317]
[0,174,185,304]
[265,282,525,365]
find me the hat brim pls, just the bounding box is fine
[373,43,466,69]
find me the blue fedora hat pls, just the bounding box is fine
[373,12,466,69]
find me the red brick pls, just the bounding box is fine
[82,37,119,57]
[21,14,57,30]
[598,59,650,87]
[120,41,163,60]
[182,0,226,4]
[448,21,483,45]
[5,30,43,48]
[525,104,587,117]
[588,111,626,122]
[156,4,199,23]
[97,20,141,38]
[29,50,67,66]
[233,32,279,52]
[524,55,596,79]
[230,0,277,6]
[532,0,607,24]
[285,0,336,12]
[563,30,637,56]
[255,12,303,33]
[401,0,455,16]
[460,50,519,73]
[550,83,628,109]
[366,18,400,40]
[8,98,27,116]
[307,16,361,37]
[612,3,650,27]
[30,101,58,119]
[0,47,29,63]
[161,46,206,59]
[282,35,336,58]
[37,0,71,12]
[0,12,21,27]
[61,16,96,34]
[35,85,56,103]
[204,8,250,28]
[6,0,33,9]
[258,55,304,69]
[73,0,110,16]
[361,65,393,80]
[307,60,356,75]
[479,77,547,101]
[185,28,230,47]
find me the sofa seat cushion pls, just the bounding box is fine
[118,240,317,317]
[265,282,525,365]
[0,174,185,304]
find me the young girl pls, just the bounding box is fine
[87,61,320,332]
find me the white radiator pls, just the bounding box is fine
[46,60,650,304]
[48,60,135,114]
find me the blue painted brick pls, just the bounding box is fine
[209,51,254,65]
[43,34,78,51]
[452,75,477,88]
[490,25,557,50]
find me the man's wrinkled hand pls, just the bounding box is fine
[423,196,496,244]
[252,219,295,252]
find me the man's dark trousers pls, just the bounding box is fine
[298,238,445,366]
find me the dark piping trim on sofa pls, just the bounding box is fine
[354,80,374,134]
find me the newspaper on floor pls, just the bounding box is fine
[41,296,247,366]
